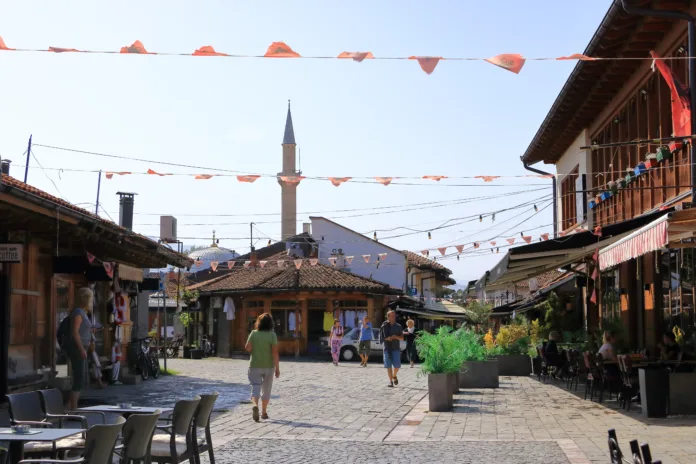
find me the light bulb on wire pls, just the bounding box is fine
[496,248,500,253]
[457,254,460,261]
[534,204,538,212]
[520,232,524,237]
[267,239,271,246]
[428,232,432,240]
[479,215,483,222]
[492,213,496,222]
[373,231,377,240]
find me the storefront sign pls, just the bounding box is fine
[0,244,23,263]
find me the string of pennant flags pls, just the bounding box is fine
[0,37,686,75]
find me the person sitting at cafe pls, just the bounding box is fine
[543,332,564,373]
[598,331,617,362]
[658,331,681,361]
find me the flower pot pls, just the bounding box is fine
[645,156,658,169]
[588,200,596,210]
[625,172,634,185]
[607,181,618,194]
[656,146,672,162]
[497,354,533,376]
[460,359,499,388]
[600,191,612,201]
[635,162,647,177]
[428,373,452,412]
[669,140,683,155]
[189,348,203,360]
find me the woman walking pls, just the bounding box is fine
[65,287,94,410]
[245,313,280,422]
[329,319,343,366]
[404,319,417,368]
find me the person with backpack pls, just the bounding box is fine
[63,287,94,409]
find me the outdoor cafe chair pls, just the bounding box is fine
[192,393,219,464]
[114,410,160,464]
[607,429,623,464]
[18,416,125,464]
[629,439,662,464]
[38,389,106,429]
[582,352,600,401]
[6,392,85,458]
[150,396,201,464]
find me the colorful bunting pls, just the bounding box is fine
[438,247,448,256]
[378,252,387,261]
[294,259,303,269]
[556,54,595,61]
[485,54,526,74]
[329,177,351,187]
[0,36,13,51]
[210,261,219,272]
[455,245,464,253]
[86,252,96,264]
[310,258,318,266]
[423,175,447,181]
[362,254,371,264]
[120,40,150,54]
[259,260,268,268]
[49,47,80,53]
[541,233,549,241]
[279,175,305,185]
[507,238,515,245]
[490,241,496,246]
[375,177,393,186]
[195,174,215,180]
[237,175,260,183]
[193,46,228,57]
[103,262,114,278]
[338,51,374,62]
[475,176,500,182]
[522,236,532,244]
[265,41,300,58]
[345,256,354,265]
[328,257,337,266]
[147,169,169,176]
[409,56,442,75]
[105,171,131,179]
[243,261,251,268]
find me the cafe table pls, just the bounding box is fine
[78,404,173,419]
[0,428,83,464]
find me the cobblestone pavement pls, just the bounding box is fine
[83,358,696,464]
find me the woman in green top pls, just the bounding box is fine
[245,313,280,422]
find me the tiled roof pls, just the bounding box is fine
[190,261,398,294]
[0,174,192,267]
[403,250,452,274]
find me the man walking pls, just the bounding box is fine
[380,310,404,387]
[358,316,372,367]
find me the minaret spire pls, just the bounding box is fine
[279,100,298,240]
[283,99,296,145]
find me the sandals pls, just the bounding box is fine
[261,413,269,420]
[393,376,399,386]
[252,406,260,422]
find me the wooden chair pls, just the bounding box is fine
[150,397,201,464]
[115,410,161,464]
[193,393,218,464]
[18,416,125,464]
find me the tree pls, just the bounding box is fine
[464,300,493,332]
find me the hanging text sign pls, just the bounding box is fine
[0,244,23,263]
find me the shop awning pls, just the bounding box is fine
[484,209,672,291]
[395,306,469,320]
[599,209,696,270]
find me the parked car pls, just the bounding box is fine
[319,327,407,362]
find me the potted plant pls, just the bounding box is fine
[416,327,463,412]
[189,341,203,360]
[656,145,672,162]
[645,152,658,169]
[456,328,499,388]
[179,311,195,358]
[494,323,532,376]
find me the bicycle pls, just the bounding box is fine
[135,337,160,380]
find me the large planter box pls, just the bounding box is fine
[460,359,499,388]
[428,374,452,412]
[497,355,533,376]
[189,349,203,360]
[449,372,460,395]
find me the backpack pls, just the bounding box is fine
[57,315,71,349]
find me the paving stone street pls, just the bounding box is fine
[82,357,696,463]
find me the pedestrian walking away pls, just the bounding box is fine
[358,316,372,367]
[404,319,417,368]
[245,313,280,422]
[329,319,343,366]
[62,287,94,410]
[380,310,404,387]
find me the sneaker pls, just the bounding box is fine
[111,381,123,386]
[393,376,399,386]
[252,406,260,422]
[388,382,394,388]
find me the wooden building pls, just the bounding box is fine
[496,0,696,351]
[190,253,401,356]
[0,168,191,396]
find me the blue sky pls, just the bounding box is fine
[0,1,609,284]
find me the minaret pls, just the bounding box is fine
[278,100,298,240]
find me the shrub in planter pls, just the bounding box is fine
[416,327,464,412]
[455,329,499,388]
[495,325,532,376]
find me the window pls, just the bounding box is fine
[335,300,368,329]
[560,166,579,231]
[271,300,300,338]
[661,249,695,332]
[601,268,620,322]
[245,300,265,333]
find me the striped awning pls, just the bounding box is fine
[599,215,669,270]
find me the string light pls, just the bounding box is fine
[267,239,271,246]
[520,232,524,237]
[428,232,432,240]
[479,215,483,222]
[534,204,538,212]
[373,231,377,240]
[492,213,496,222]
[457,254,460,261]
[496,248,500,253]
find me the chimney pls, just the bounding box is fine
[0,159,10,176]
[302,223,311,234]
[116,192,137,230]
[250,250,259,267]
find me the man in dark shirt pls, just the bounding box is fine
[380,310,404,388]
[659,331,681,361]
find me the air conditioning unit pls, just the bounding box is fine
[160,216,177,243]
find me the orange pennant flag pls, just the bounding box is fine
[120,40,150,54]
[227,260,235,269]
[507,238,515,245]
[362,254,371,264]
[310,258,318,266]
[195,174,215,180]
[279,175,305,185]
[560,231,568,237]
[522,236,532,244]
[243,261,251,268]
[556,54,595,61]
[105,171,131,179]
[490,241,496,246]
[329,177,351,187]
[277,260,286,268]
[531,174,554,179]
[49,47,80,53]
[473,243,480,249]
[423,175,447,181]
[455,245,464,253]
[147,169,170,176]
[485,54,526,74]
[409,56,442,75]
[328,257,337,266]
[265,41,300,58]
[475,175,500,182]
[375,177,393,186]
[438,247,447,256]
[294,259,303,270]
[337,51,374,62]
[541,233,549,241]
[420,250,429,256]
[345,256,354,265]
[193,46,228,57]
[237,175,260,183]
[210,261,219,272]
[0,36,14,51]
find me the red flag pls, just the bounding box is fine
[522,236,532,244]
[345,256,354,265]
[294,259,303,269]
[541,233,549,241]
[310,258,318,266]
[473,243,480,249]
[593,226,602,237]
[409,56,442,75]
[438,247,448,256]
[328,257,337,266]
[375,177,393,186]
[556,54,595,61]
[193,46,228,57]
[237,175,260,183]
[507,238,515,245]
[210,261,219,272]
[362,254,371,263]
[590,289,597,304]
[651,51,691,137]
[195,174,215,180]
[329,177,351,186]
[86,252,96,264]
[0,36,14,51]
[49,47,80,53]
[105,171,131,179]
[337,52,374,62]
[423,175,447,181]
[420,250,429,256]
[592,267,599,281]
[243,261,251,268]
[475,175,500,182]
[485,54,526,74]
[120,40,150,54]
[265,42,300,58]
[147,169,169,176]
[490,241,496,246]
[259,261,268,268]
[455,245,464,253]
[227,260,235,269]
[279,175,305,185]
